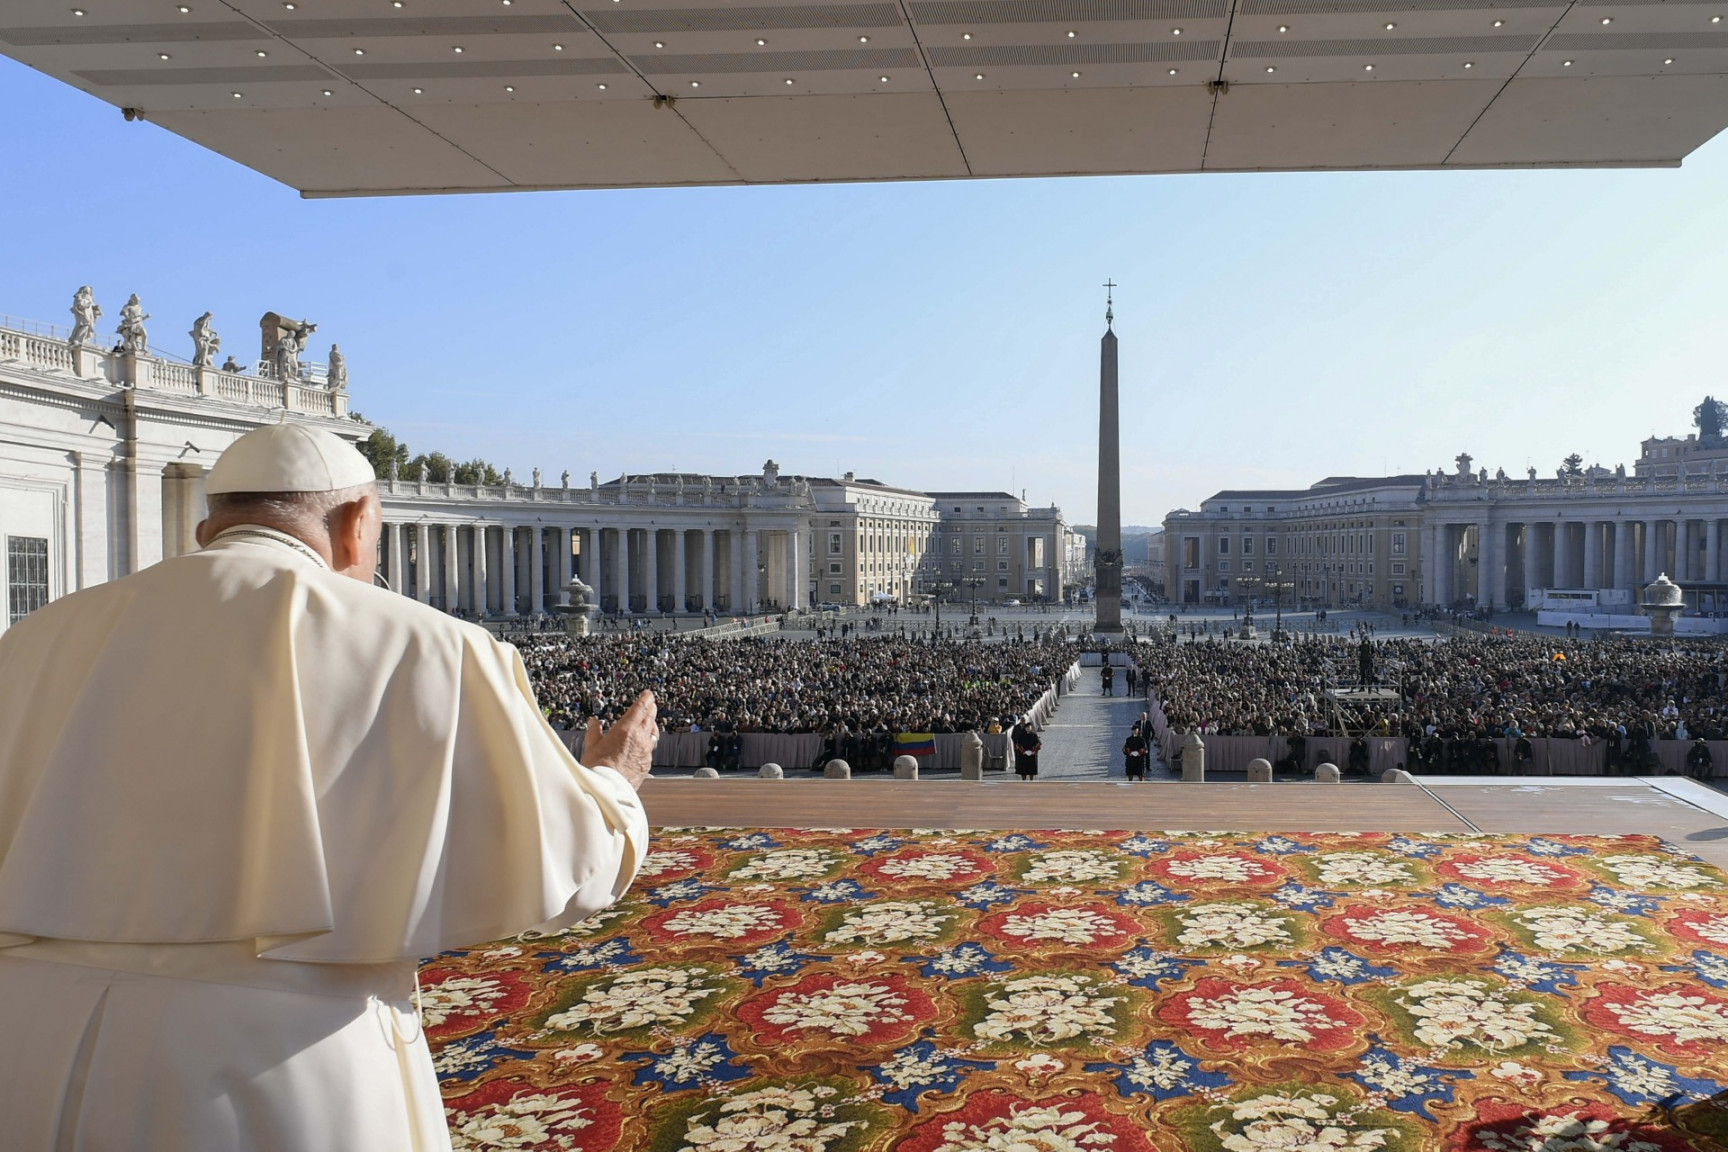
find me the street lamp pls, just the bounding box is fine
[964,576,984,625]
[930,578,955,637]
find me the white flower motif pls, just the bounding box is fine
[1599,854,1719,891]
[1209,1092,1392,1152]
[1219,954,1265,972]
[929,1104,1117,1152]
[1123,1047,1196,1092]
[544,967,718,1033]
[1602,989,1728,1044]
[975,974,1123,1045]
[482,946,523,960]
[420,975,511,1028]
[1339,910,1470,949]
[640,849,700,878]
[730,849,841,882]
[1472,1110,1666,1152]
[1013,1053,1066,1077]
[876,1048,954,1090]
[647,1040,726,1083]
[1452,857,1570,886]
[826,901,952,945]
[844,949,887,966]
[1024,850,1122,884]
[1395,979,1554,1052]
[1175,903,1293,950]
[553,1043,604,1064]
[662,903,786,940]
[1683,914,1728,947]
[1488,1061,1542,1086]
[999,907,1122,945]
[876,854,982,881]
[763,981,912,1037]
[1185,985,1340,1043]
[1313,853,1414,887]
[1514,906,1649,954]
[450,1092,594,1152]
[1163,855,1275,884]
[680,1085,861,1152]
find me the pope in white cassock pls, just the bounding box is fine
[0,424,659,1150]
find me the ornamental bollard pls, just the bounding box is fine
[960,731,985,781]
[693,767,720,778]
[824,759,851,779]
[759,762,784,779]
[1247,758,1272,783]
[1315,762,1341,783]
[1181,731,1206,782]
[892,755,919,780]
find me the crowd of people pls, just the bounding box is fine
[1142,632,1728,751]
[509,633,1079,736]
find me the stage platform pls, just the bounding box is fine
[641,775,1728,872]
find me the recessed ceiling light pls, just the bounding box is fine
[230,90,242,97]
[321,88,332,94]
[1715,15,1723,22]
[859,35,869,42]
[158,52,171,60]
[1265,65,1275,72]
[1463,60,1474,67]
[505,84,515,90]
[1562,58,1573,64]
[879,74,889,80]
[1071,69,1081,76]
[412,86,423,93]
[596,82,608,88]
[1364,62,1373,69]
[1664,56,1674,63]
[354,48,366,54]
[962,32,972,38]
[1171,26,1182,34]
[177,5,191,11]
[1600,15,1612,23]
[1492,19,1504,26]
[756,37,767,44]
[1384,21,1396,29]
[255,49,268,56]
[1277,24,1288,32]
[1066,29,1076,37]
[453,45,464,52]
[654,41,664,47]
[690,79,699,86]
[974,72,984,78]
[283,1,296,8]
[553,43,564,50]
[784,77,794,83]
[1168,66,1178,73]
[71,7,85,14]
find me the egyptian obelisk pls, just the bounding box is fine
[1094,283,1124,634]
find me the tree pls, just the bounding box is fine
[355,421,410,480]
[1561,453,1584,476]
[350,417,502,484]
[1695,396,1728,444]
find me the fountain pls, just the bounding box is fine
[554,573,601,636]
[1641,573,1683,638]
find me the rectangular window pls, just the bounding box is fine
[998,561,1008,571]
[1218,559,1231,573]
[829,532,842,554]
[998,577,1008,588]
[974,538,984,554]
[1266,538,1277,556]
[1392,533,1406,555]
[998,537,1009,555]
[828,562,842,574]
[1243,561,1255,573]
[1242,537,1254,555]
[829,583,842,595]
[1184,538,1200,569]
[974,560,985,571]
[951,538,961,555]
[7,537,49,624]
[1218,538,1230,555]
[1392,562,1406,576]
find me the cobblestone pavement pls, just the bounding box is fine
[1008,676,1155,781]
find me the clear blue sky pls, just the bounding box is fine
[6,54,1728,527]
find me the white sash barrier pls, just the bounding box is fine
[557,729,1016,771]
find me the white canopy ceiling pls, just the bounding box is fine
[5,0,1726,195]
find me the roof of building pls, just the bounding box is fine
[927,492,1021,501]
[1207,475,1427,502]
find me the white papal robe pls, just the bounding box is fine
[0,527,649,1150]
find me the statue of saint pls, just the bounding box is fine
[1615,463,1626,479]
[69,286,101,349]
[388,457,399,482]
[561,470,570,489]
[274,319,315,383]
[326,344,347,392]
[419,460,429,484]
[503,468,513,487]
[117,294,150,353]
[1454,452,1473,477]
[220,355,242,373]
[1527,466,1537,482]
[190,313,220,368]
[533,467,543,489]
[589,471,599,491]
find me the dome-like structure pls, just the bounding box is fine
[1643,574,1683,608]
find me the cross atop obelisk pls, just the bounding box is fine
[1094,281,1124,634]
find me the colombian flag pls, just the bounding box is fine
[894,732,937,757]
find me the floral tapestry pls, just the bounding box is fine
[422,829,1728,1152]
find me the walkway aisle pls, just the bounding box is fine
[1017,679,1152,781]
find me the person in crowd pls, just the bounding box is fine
[1012,721,1042,780]
[1123,726,1149,780]
[1687,736,1714,780]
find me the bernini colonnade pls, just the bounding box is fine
[378,474,808,616]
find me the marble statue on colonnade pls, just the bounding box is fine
[117,294,149,353]
[561,471,570,489]
[191,313,220,368]
[69,286,101,348]
[326,344,346,392]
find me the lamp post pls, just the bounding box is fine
[929,578,955,640]
[964,576,984,625]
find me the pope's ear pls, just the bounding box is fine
[194,519,214,547]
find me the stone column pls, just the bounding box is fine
[443,524,460,612]
[788,528,804,611]
[497,528,514,618]
[1436,525,1453,605]
[743,526,759,612]
[413,522,431,603]
[1677,519,1693,582]
[1550,520,1566,590]
[1709,520,1721,584]
[529,526,545,615]
[1614,521,1633,592]
[674,530,688,613]
[1583,521,1601,590]
[1645,520,1660,583]
[1424,523,1441,605]
[618,528,632,613]
[645,528,660,612]
[472,525,490,615]
[386,522,405,595]
[703,529,717,611]
[1484,520,1504,608]
[586,527,601,594]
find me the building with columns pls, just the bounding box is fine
[0,304,1077,627]
[928,492,1082,604]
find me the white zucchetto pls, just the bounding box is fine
[206,423,377,495]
